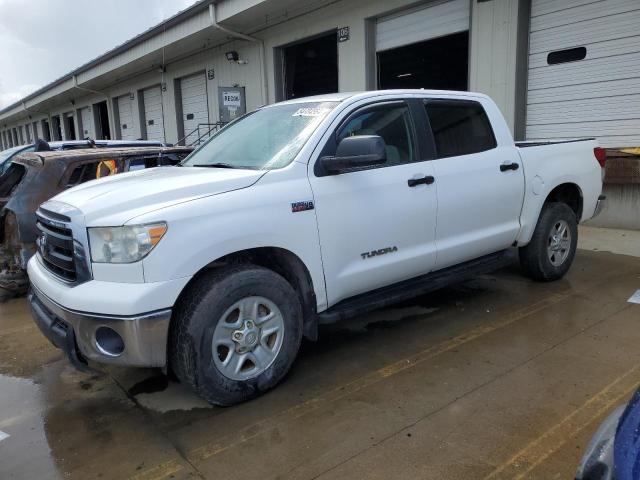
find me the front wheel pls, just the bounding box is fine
[170,265,303,406]
[519,202,578,282]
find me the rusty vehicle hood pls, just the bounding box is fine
[48,166,265,225]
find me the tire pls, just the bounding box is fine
[519,202,578,282]
[169,264,303,406]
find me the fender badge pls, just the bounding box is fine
[291,201,314,213]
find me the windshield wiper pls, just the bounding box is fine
[192,163,236,169]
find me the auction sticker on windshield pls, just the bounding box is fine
[293,107,331,117]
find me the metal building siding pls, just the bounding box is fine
[526,0,640,147]
[117,95,137,141]
[80,107,94,139]
[180,72,209,143]
[375,0,470,51]
[143,86,165,142]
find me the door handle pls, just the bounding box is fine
[407,176,435,187]
[500,162,520,172]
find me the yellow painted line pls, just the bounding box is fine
[484,359,640,480]
[188,291,571,463]
[127,460,184,480]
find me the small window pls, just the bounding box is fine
[66,159,123,188]
[547,47,587,65]
[425,100,496,158]
[337,104,415,166]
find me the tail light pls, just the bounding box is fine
[594,147,607,168]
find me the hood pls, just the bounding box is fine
[50,166,265,225]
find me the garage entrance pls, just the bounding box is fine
[526,0,640,147]
[376,0,469,91]
[117,94,137,141]
[79,107,94,139]
[281,32,338,100]
[64,113,76,140]
[179,72,209,144]
[142,86,165,142]
[51,116,62,141]
[94,101,111,140]
[41,119,51,142]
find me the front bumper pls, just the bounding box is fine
[29,282,172,368]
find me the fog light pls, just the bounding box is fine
[95,327,124,356]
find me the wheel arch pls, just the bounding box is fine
[172,246,319,342]
[517,181,584,246]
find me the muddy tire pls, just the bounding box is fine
[169,265,303,406]
[519,202,578,282]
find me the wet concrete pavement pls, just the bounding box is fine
[1,247,640,479]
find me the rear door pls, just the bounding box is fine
[143,86,165,142]
[309,98,438,306]
[423,98,525,269]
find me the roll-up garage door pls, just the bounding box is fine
[117,95,136,141]
[143,86,165,143]
[80,107,94,139]
[376,0,469,52]
[527,0,640,148]
[180,72,209,144]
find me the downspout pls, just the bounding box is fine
[73,75,116,140]
[209,3,269,105]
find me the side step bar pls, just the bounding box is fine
[318,249,515,325]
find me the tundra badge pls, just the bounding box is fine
[361,246,398,260]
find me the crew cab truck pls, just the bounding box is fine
[27,90,605,405]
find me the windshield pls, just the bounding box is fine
[182,101,338,170]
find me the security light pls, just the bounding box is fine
[226,51,239,62]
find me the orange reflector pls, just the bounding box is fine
[148,225,167,245]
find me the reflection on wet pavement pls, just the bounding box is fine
[0,249,639,479]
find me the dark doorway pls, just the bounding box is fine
[41,119,51,142]
[65,114,77,140]
[51,115,63,141]
[94,101,111,140]
[283,32,338,100]
[377,31,469,91]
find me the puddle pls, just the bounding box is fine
[0,374,61,479]
[330,305,440,334]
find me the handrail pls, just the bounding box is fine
[178,122,226,146]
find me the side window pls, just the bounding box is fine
[337,104,415,166]
[425,100,496,158]
[66,159,123,188]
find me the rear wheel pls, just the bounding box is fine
[519,202,578,281]
[170,265,303,406]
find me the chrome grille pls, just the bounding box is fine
[36,214,76,281]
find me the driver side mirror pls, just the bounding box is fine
[320,135,387,174]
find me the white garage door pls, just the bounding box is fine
[143,86,165,142]
[117,95,137,141]
[376,0,469,51]
[527,0,640,148]
[180,73,209,144]
[80,107,94,139]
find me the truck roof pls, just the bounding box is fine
[274,89,491,105]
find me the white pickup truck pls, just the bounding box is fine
[28,90,606,405]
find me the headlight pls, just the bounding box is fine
[88,223,167,263]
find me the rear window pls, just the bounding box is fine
[425,100,496,158]
[66,159,123,188]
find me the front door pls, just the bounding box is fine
[309,99,438,307]
[423,98,525,269]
